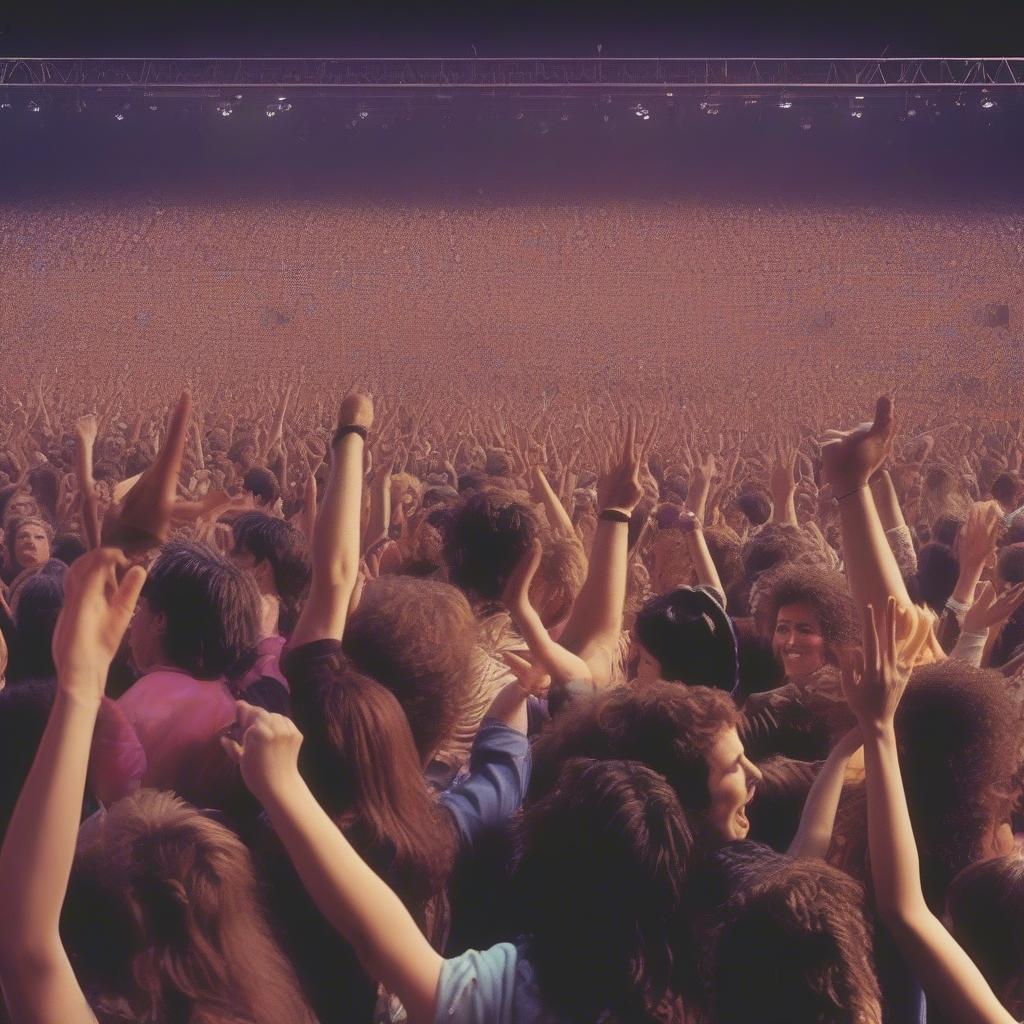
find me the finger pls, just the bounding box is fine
[870,395,894,438]
[113,564,148,617]
[886,596,898,670]
[220,734,244,763]
[864,603,880,674]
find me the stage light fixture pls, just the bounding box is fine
[216,101,234,118]
[27,99,41,113]
[800,117,813,130]
[778,97,793,109]
[632,103,650,119]
[0,102,11,110]
[981,97,996,109]
[114,111,126,121]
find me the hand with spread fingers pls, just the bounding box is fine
[839,596,910,728]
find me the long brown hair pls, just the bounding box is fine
[63,789,316,1024]
[290,650,457,913]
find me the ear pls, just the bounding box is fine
[152,610,168,637]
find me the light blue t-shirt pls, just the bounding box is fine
[434,943,569,1024]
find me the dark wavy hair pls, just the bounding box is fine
[710,856,882,1023]
[142,541,260,680]
[757,563,860,655]
[517,758,699,1023]
[530,681,738,819]
[948,853,1024,1020]
[442,490,539,601]
[231,512,311,636]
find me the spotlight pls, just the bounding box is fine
[27,99,41,113]
[850,109,864,119]
[800,117,813,131]
[981,97,997,110]
[265,100,292,118]
[358,107,369,119]
[632,103,650,119]
[0,102,10,110]
[114,111,126,121]
[743,97,759,107]
[277,96,287,102]
[778,97,793,110]
[216,101,234,118]
[699,100,720,116]
[148,104,159,112]
[665,91,674,98]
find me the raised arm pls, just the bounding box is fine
[74,414,101,550]
[0,549,146,1024]
[786,727,862,860]
[224,705,442,1024]
[821,398,918,630]
[530,465,577,540]
[289,391,373,647]
[841,598,1016,1024]
[559,413,655,686]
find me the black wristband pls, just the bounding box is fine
[598,508,632,524]
[332,424,369,447]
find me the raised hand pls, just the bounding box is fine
[221,701,304,804]
[821,396,895,497]
[956,501,1004,576]
[336,390,374,433]
[51,547,147,702]
[501,536,543,618]
[962,580,1024,634]
[839,596,910,728]
[75,413,98,447]
[595,411,658,514]
[501,650,552,698]
[102,391,192,555]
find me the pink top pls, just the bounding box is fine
[237,634,289,693]
[117,668,237,795]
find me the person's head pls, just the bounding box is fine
[131,541,260,680]
[0,679,56,840]
[529,535,587,627]
[342,576,477,764]
[735,488,773,528]
[703,526,744,596]
[741,522,822,592]
[241,467,281,509]
[484,447,515,478]
[948,853,1024,1019]
[26,464,60,521]
[915,542,961,613]
[992,472,1021,510]
[288,648,456,908]
[897,661,1022,909]
[442,491,540,601]
[932,511,965,547]
[709,856,882,1024]
[996,543,1024,590]
[517,758,699,1022]
[51,533,88,566]
[228,438,258,471]
[632,587,739,691]
[64,789,315,1024]
[2,492,40,528]
[8,569,65,684]
[231,512,311,635]
[531,682,761,843]
[758,564,859,679]
[8,515,53,571]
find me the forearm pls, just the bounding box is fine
[787,747,854,860]
[0,690,98,960]
[291,435,364,645]
[533,467,575,539]
[836,488,913,616]
[508,601,592,685]
[684,530,724,599]
[558,520,628,671]
[261,776,441,1024]
[363,475,391,553]
[75,440,101,550]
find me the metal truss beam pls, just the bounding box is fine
[1,57,1022,92]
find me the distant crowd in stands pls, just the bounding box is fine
[1,372,1024,1024]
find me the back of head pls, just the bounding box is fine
[231,511,311,635]
[916,542,960,614]
[741,523,821,585]
[242,467,281,507]
[932,512,965,547]
[0,679,56,839]
[65,789,314,1024]
[342,575,477,764]
[518,758,697,1022]
[710,857,882,1024]
[897,660,1021,909]
[530,681,738,818]
[442,490,539,601]
[289,648,456,907]
[736,488,772,528]
[8,568,65,683]
[992,472,1021,507]
[634,586,739,690]
[948,853,1024,1019]
[142,541,260,679]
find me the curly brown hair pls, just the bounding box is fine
[530,681,738,817]
[757,563,860,653]
[710,856,882,1024]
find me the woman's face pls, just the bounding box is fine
[773,601,827,678]
[15,523,50,569]
[705,726,762,841]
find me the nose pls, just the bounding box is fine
[744,756,763,787]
